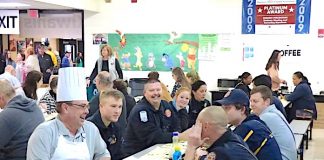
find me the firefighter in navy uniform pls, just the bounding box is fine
[87,89,125,160]
[216,89,282,160]
[184,106,258,160]
[188,80,211,128]
[123,79,186,157]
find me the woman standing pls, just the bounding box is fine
[171,67,191,98]
[25,46,40,73]
[284,71,317,122]
[235,72,252,96]
[75,52,84,67]
[265,50,286,95]
[4,49,16,68]
[89,44,123,83]
[15,52,26,84]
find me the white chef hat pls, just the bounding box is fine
[57,67,87,102]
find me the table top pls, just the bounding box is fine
[290,120,311,134]
[280,98,291,108]
[124,142,187,160]
[294,134,303,149]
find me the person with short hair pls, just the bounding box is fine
[0,79,44,159]
[88,89,124,160]
[184,106,258,160]
[38,45,54,84]
[217,89,282,160]
[27,67,111,160]
[123,78,186,157]
[148,71,172,102]
[86,71,127,131]
[252,74,287,118]
[250,85,297,160]
[39,76,58,113]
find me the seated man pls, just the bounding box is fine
[27,67,110,159]
[184,106,257,160]
[86,71,127,131]
[250,85,297,160]
[217,89,282,160]
[123,78,186,157]
[0,79,44,159]
[252,74,287,118]
[88,89,124,160]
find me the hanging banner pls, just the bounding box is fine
[242,0,311,34]
[0,10,19,34]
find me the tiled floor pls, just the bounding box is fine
[304,129,324,160]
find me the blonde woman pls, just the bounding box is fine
[89,44,123,84]
[25,46,40,73]
[169,87,191,131]
[171,67,191,98]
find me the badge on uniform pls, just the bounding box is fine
[164,109,172,118]
[205,152,216,160]
[139,111,148,122]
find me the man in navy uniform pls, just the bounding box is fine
[88,89,124,160]
[184,106,258,160]
[216,89,282,160]
[123,78,187,157]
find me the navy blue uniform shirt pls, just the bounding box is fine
[122,98,181,157]
[200,130,258,160]
[188,98,211,128]
[233,114,283,160]
[87,110,123,160]
[169,100,189,132]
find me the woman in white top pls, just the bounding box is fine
[265,50,286,95]
[25,46,40,73]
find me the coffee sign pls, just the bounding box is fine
[0,10,19,34]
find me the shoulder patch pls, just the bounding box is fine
[205,152,216,160]
[139,111,148,122]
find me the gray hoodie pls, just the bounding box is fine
[0,95,45,159]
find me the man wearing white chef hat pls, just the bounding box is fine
[27,67,111,160]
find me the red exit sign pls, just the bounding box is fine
[131,0,137,3]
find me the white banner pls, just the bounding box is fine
[19,13,82,39]
[0,10,19,34]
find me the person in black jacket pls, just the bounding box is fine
[235,72,252,96]
[123,79,187,157]
[87,89,124,160]
[188,80,211,128]
[89,44,123,84]
[184,106,257,160]
[169,87,191,132]
[86,71,127,131]
[216,89,282,160]
[38,45,54,84]
[113,79,136,118]
[284,71,317,121]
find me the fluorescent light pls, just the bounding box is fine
[0,3,30,7]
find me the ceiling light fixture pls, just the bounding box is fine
[0,2,30,7]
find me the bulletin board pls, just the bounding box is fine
[107,33,199,72]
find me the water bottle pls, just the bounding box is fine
[172,132,179,147]
[172,132,180,160]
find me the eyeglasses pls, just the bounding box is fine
[68,103,90,110]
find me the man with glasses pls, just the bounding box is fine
[27,67,110,160]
